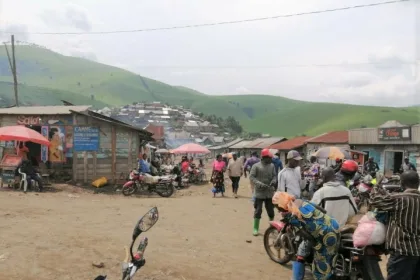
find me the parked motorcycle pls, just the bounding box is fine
[187,164,207,184]
[122,170,175,198]
[94,207,159,280]
[263,213,384,279]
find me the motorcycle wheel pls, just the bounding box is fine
[156,183,174,198]
[122,185,136,196]
[263,226,292,265]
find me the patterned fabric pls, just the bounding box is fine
[290,201,340,280]
[211,171,225,194]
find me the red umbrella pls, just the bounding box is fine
[0,125,50,146]
[171,143,210,154]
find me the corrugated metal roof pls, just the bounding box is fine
[243,137,286,149]
[268,136,312,150]
[0,105,91,115]
[306,131,348,144]
[379,120,405,128]
[221,138,243,148]
[229,140,253,149]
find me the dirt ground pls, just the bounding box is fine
[0,179,387,280]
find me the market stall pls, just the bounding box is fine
[0,125,50,188]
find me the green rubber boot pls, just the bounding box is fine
[253,218,260,236]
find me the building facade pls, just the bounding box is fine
[0,106,152,184]
[349,121,420,174]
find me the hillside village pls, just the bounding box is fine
[94,101,238,149]
[93,101,420,174]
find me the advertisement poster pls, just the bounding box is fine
[73,126,99,152]
[49,126,66,162]
[65,126,74,158]
[41,126,49,162]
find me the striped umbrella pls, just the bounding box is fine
[312,146,351,160]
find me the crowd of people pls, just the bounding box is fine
[206,149,420,280]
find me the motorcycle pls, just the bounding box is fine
[94,207,159,280]
[263,213,384,279]
[187,164,207,184]
[122,170,175,198]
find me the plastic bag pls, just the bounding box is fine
[353,212,386,247]
[92,177,108,188]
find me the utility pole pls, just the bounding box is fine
[3,35,19,107]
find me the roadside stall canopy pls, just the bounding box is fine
[171,143,210,154]
[0,125,50,146]
[312,146,351,160]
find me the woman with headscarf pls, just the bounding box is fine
[211,154,226,197]
[272,192,340,280]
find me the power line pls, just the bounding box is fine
[0,0,410,35]
[126,61,416,69]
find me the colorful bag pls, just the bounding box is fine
[353,212,386,247]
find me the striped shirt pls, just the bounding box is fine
[370,189,420,256]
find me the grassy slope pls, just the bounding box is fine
[216,95,420,136]
[0,81,108,108]
[0,45,418,137]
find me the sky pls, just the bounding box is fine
[0,0,419,107]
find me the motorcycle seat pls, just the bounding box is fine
[382,185,401,190]
[340,224,357,234]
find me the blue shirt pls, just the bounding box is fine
[272,157,283,174]
[138,159,151,173]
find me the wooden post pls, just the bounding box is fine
[3,35,19,106]
[11,35,18,107]
[72,114,78,182]
[83,151,88,183]
[128,131,133,168]
[111,126,116,184]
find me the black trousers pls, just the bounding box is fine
[28,174,43,190]
[387,252,420,280]
[254,198,274,219]
[230,176,240,193]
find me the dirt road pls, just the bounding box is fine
[0,181,302,280]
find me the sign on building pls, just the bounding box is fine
[73,126,100,151]
[378,127,411,141]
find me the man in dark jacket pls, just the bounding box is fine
[17,160,43,192]
[249,149,277,236]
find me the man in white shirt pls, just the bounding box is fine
[311,167,357,227]
[227,153,243,198]
[277,150,303,198]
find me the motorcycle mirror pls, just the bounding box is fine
[132,207,159,240]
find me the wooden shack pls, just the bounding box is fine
[0,105,153,184]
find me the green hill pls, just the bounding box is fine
[0,81,108,108]
[0,44,419,137]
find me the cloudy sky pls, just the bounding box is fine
[0,0,419,106]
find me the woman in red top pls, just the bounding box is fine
[181,156,190,174]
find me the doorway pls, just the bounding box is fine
[25,125,42,166]
[384,150,404,174]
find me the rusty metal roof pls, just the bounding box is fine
[0,105,91,115]
[268,136,312,150]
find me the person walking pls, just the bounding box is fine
[244,152,260,201]
[277,150,303,198]
[272,152,284,174]
[370,170,420,279]
[211,154,226,197]
[304,156,320,196]
[364,157,379,176]
[400,157,417,173]
[249,149,277,236]
[227,153,243,198]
